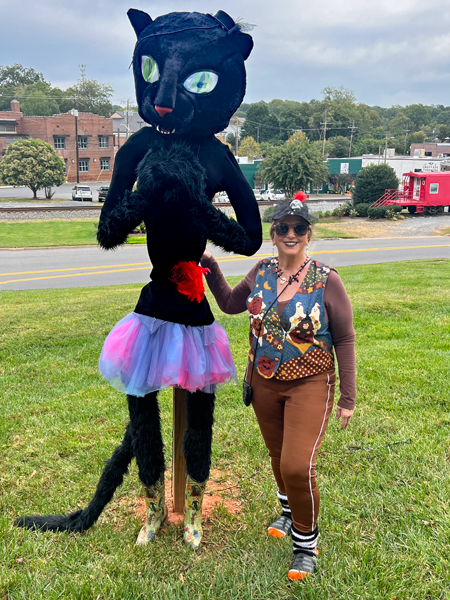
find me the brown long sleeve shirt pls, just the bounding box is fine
[201,256,356,410]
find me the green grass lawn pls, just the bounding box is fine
[262,222,357,241]
[1,260,450,599]
[0,220,355,249]
[0,220,99,247]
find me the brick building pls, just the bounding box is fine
[410,142,450,158]
[0,100,114,183]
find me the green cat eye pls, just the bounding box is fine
[183,71,218,94]
[141,56,160,83]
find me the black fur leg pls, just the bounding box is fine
[183,391,215,483]
[127,392,165,487]
[15,422,135,532]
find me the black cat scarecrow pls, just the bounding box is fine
[16,9,262,550]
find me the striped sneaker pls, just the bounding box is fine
[268,514,293,538]
[287,549,319,581]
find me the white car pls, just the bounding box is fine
[214,191,229,202]
[260,190,286,201]
[72,185,93,201]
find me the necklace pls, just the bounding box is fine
[276,257,310,285]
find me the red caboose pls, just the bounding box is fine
[372,171,450,215]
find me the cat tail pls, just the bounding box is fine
[15,423,134,533]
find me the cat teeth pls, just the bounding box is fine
[156,125,176,135]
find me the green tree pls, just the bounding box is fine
[278,104,311,141]
[352,163,399,205]
[0,138,65,198]
[240,103,280,143]
[238,136,261,159]
[65,65,113,117]
[403,104,432,130]
[19,82,60,116]
[327,136,350,158]
[259,131,328,197]
[388,112,413,136]
[406,131,427,152]
[0,63,46,87]
[226,132,235,148]
[437,124,450,141]
[0,63,49,112]
[322,86,356,104]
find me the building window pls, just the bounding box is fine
[0,123,16,132]
[99,135,109,148]
[100,157,110,171]
[79,159,90,172]
[430,183,439,194]
[78,136,88,149]
[425,152,432,157]
[54,136,66,149]
[64,159,68,174]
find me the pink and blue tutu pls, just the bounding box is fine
[99,312,237,396]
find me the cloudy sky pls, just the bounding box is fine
[2,0,450,108]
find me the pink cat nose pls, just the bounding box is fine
[154,105,173,118]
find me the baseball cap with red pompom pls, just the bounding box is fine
[272,191,311,224]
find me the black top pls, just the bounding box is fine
[99,127,262,326]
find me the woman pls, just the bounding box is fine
[201,196,356,580]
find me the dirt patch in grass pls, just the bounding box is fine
[316,217,403,239]
[436,226,450,236]
[134,469,242,526]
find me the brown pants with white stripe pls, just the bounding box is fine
[251,369,336,533]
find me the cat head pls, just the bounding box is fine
[128,9,253,138]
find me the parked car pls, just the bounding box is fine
[260,190,286,201]
[98,186,110,202]
[214,191,229,202]
[252,189,262,200]
[72,185,93,201]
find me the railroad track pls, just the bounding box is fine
[0,205,103,214]
[0,201,275,215]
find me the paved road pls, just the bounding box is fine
[0,185,349,206]
[0,184,106,203]
[1,238,449,291]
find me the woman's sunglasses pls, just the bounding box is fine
[275,223,308,237]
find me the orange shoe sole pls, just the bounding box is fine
[288,570,311,581]
[268,527,286,538]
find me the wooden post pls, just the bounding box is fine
[172,388,187,513]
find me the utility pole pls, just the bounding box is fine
[384,133,389,163]
[348,120,357,157]
[230,117,240,156]
[70,97,80,184]
[321,110,330,157]
[403,126,410,155]
[126,99,130,140]
[255,125,260,145]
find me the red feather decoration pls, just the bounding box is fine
[169,261,210,303]
[293,191,307,202]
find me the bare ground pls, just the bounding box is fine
[318,214,450,238]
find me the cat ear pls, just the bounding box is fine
[227,27,254,60]
[213,10,236,30]
[127,9,153,37]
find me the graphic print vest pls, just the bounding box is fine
[247,259,334,380]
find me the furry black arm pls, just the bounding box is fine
[97,190,145,250]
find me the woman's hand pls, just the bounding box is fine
[336,407,354,430]
[201,249,212,261]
